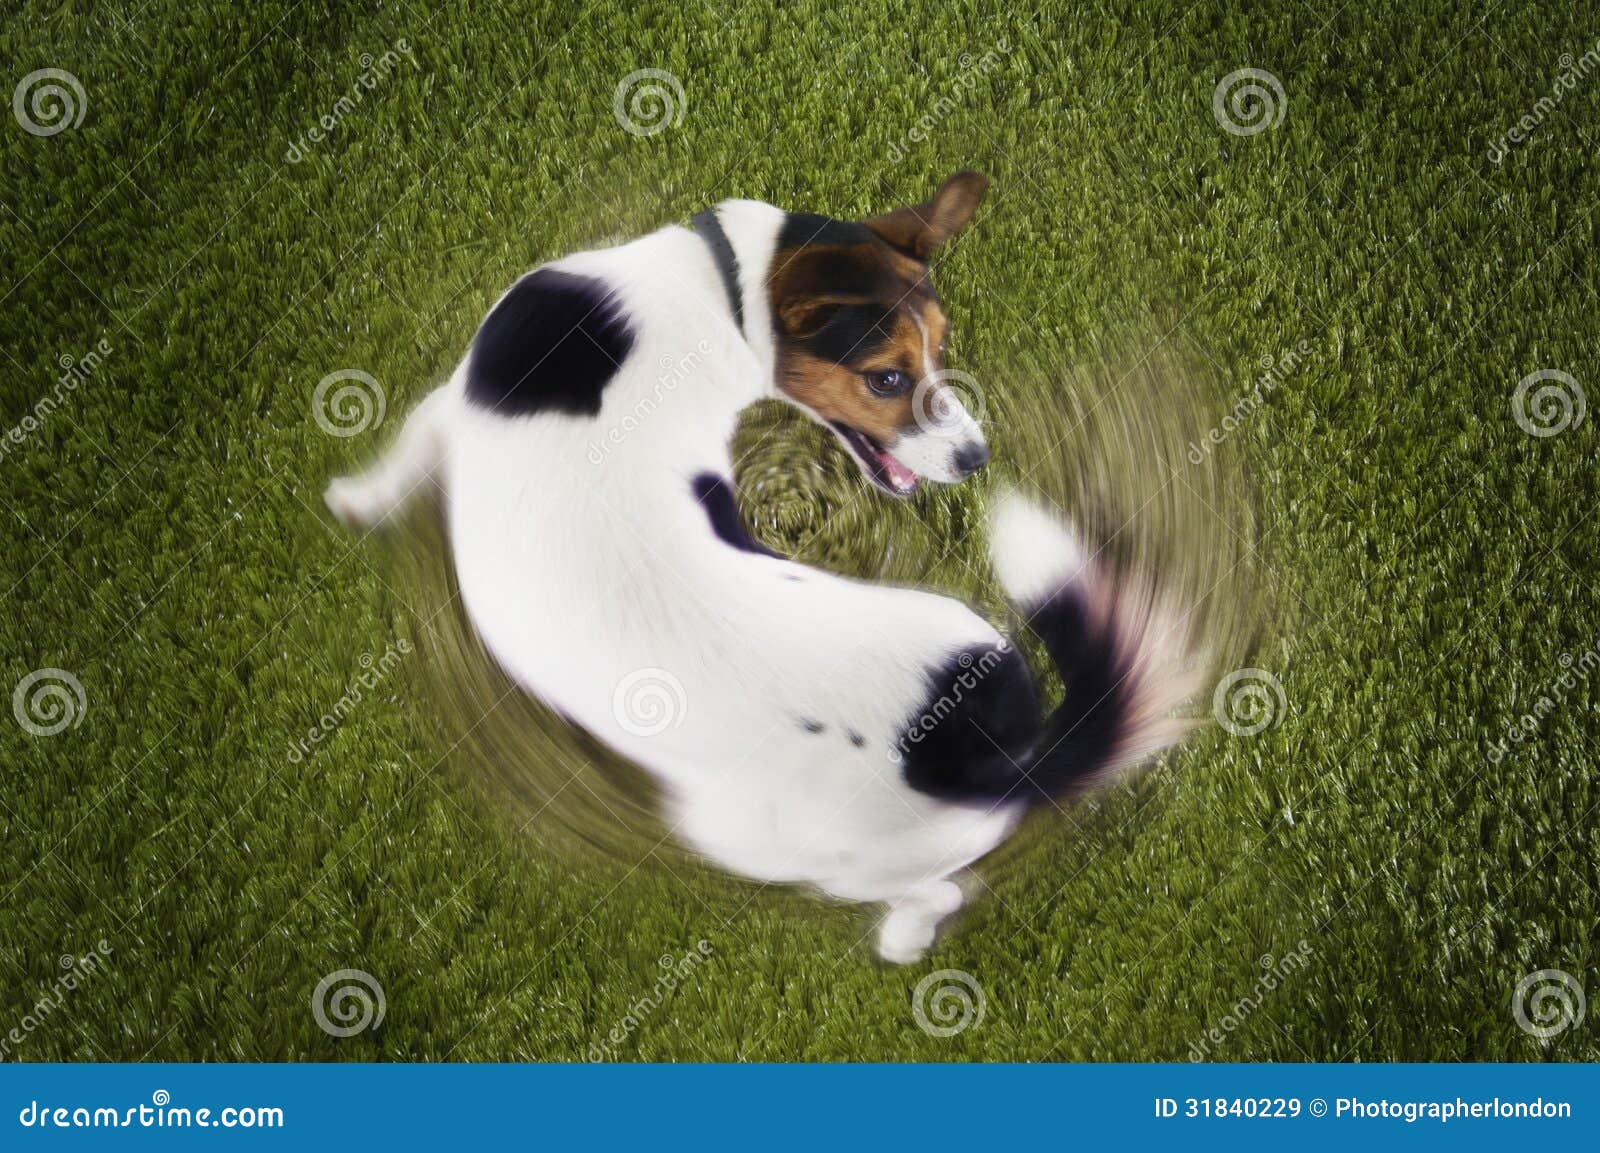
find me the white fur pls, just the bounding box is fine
[327,202,1079,961]
[988,489,1088,606]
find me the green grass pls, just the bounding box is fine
[3,0,1598,1061]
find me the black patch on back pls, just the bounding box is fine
[466,268,634,416]
[895,643,1042,802]
[692,473,781,558]
[847,728,865,748]
[799,718,826,734]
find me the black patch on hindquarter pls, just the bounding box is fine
[1025,585,1130,780]
[799,718,826,734]
[465,268,635,416]
[895,643,1042,802]
[692,473,781,558]
[897,584,1141,805]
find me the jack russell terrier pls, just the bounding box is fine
[326,172,1199,962]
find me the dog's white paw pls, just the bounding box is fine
[324,476,382,530]
[878,913,935,965]
[876,881,965,964]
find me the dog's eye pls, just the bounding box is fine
[866,370,911,396]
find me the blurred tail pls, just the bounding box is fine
[988,491,1201,799]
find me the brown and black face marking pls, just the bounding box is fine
[767,171,991,497]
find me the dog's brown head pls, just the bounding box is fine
[767,171,990,496]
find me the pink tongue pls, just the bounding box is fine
[876,447,918,492]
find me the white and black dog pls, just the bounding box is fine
[326,172,1198,962]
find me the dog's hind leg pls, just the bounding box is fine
[324,385,453,530]
[877,879,965,964]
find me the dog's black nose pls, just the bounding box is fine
[953,441,990,477]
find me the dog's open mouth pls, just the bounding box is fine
[830,423,920,497]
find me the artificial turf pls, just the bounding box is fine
[2,0,1598,1061]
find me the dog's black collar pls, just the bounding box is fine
[691,208,745,339]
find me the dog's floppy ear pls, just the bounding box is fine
[864,170,989,260]
[771,245,880,336]
[778,294,864,337]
